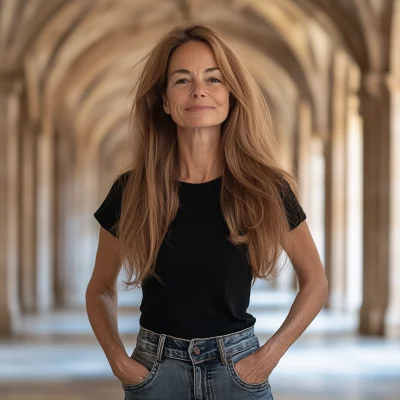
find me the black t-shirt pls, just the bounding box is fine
[94,171,306,339]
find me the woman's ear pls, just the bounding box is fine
[161,92,170,114]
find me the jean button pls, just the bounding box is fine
[193,346,201,355]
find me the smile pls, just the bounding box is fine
[185,107,214,111]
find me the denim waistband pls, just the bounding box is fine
[135,324,258,366]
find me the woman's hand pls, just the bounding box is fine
[233,349,275,385]
[113,356,151,385]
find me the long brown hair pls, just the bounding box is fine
[116,22,301,289]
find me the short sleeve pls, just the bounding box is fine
[93,171,130,237]
[278,179,307,231]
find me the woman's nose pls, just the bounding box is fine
[191,80,206,97]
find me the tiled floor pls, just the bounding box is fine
[1,283,399,399]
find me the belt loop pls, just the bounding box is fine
[216,337,227,365]
[156,334,166,362]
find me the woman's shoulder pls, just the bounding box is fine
[112,169,133,189]
[116,169,132,182]
[102,169,132,201]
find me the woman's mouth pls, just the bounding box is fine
[186,106,214,111]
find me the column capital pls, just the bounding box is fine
[359,70,391,99]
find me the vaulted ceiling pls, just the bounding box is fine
[0,0,396,161]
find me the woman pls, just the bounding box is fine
[86,22,329,400]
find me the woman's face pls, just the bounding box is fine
[162,41,230,129]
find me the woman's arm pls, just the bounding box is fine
[85,227,130,376]
[234,220,329,385]
[259,220,329,365]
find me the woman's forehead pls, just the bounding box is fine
[168,42,217,70]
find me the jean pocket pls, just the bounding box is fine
[227,341,271,391]
[122,345,160,392]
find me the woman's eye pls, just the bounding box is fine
[175,77,221,84]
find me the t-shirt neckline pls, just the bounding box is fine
[177,175,222,185]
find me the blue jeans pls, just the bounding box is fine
[122,323,274,399]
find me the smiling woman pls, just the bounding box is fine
[161,43,230,133]
[87,21,327,400]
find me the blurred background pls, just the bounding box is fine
[0,0,399,399]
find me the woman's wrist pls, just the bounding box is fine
[108,344,130,374]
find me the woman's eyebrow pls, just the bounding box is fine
[170,67,221,77]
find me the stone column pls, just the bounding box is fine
[384,0,400,337]
[35,124,55,312]
[324,50,349,310]
[296,99,313,221]
[20,120,39,312]
[53,127,74,307]
[0,75,23,335]
[308,135,325,270]
[358,71,391,335]
[386,74,400,337]
[344,64,363,313]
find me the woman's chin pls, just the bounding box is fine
[180,120,221,129]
